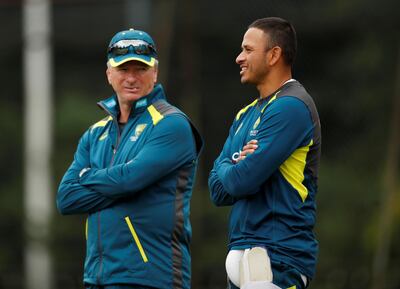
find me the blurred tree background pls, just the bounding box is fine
[1,0,400,288]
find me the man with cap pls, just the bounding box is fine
[57,29,203,289]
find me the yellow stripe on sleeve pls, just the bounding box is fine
[279,140,313,202]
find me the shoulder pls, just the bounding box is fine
[275,81,319,117]
[148,99,203,154]
[146,100,191,133]
[262,96,313,128]
[89,116,113,132]
[76,116,113,145]
[264,95,311,120]
[147,99,187,126]
[269,95,309,112]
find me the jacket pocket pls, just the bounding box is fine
[124,216,149,263]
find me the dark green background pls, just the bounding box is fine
[1,0,399,288]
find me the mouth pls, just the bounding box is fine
[124,87,140,93]
[239,66,247,76]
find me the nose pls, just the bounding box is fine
[125,71,137,84]
[236,51,245,64]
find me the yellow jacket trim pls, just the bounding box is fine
[91,116,112,131]
[261,91,279,113]
[236,99,258,121]
[147,105,164,125]
[125,216,149,263]
[279,140,313,202]
[236,91,280,121]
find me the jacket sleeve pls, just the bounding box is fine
[208,122,238,207]
[215,97,314,198]
[56,130,115,215]
[79,115,196,198]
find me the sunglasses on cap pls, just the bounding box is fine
[107,39,157,58]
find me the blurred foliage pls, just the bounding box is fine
[1,0,400,288]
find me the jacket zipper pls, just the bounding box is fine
[96,105,122,284]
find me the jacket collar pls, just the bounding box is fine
[257,79,299,105]
[98,84,166,119]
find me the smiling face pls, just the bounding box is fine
[236,28,271,85]
[106,60,158,106]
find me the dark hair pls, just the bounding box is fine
[249,17,297,67]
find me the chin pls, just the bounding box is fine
[122,95,142,102]
[240,77,250,84]
[132,95,144,102]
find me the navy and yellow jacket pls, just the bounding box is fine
[57,84,203,289]
[208,80,321,279]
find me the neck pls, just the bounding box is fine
[257,66,292,98]
[119,102,131,123]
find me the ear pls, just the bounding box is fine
[153,67,158,83]
[106,67,112,84]
[268,46,282,66]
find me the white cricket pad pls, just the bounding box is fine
[226,250,244,287]
[226,247,275,288]
[240,247,273,287]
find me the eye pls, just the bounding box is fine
[137,66,148,72]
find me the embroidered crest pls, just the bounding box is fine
[248,117,261,136]
[130,124,147,142]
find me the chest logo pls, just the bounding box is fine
[130,124,147,142]
[249,130,258,136]
[231,150,242,163]
[249,117,261,137]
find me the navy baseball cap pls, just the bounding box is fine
[107,29,158,67]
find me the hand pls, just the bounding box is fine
[236,139,258,163]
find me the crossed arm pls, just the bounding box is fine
[208,137,258,206]
[57,115,196,215]
[208,97,313,206]
[56,130,116,215]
